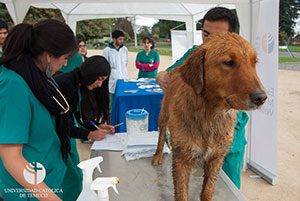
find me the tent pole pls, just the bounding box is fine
[133,16,138,48]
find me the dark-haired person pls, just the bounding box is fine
[135,36,160,78]
[53,56,115,201]
[102,30,128,110]
[0,20,9,55]
[77,39,88,62]
[0,19,77,200]
[57,39,87,75]
[156,7,248,189]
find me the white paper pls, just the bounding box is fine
[127,131,159,146]
[91,133,127,151]
[122,131,171,160]
[122,144,170,161]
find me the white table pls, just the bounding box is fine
[90,151,247,201]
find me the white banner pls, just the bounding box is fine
[248,0,279,185]
[171,30,202,63]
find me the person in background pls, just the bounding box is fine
[58,40,83,73]
[0,19,77,200]
[135,36,160,78]
[156,7,248,189]
[77,38,88,62]
[102,30,128,111]
[0,20,9,55]
[54,55,115,201]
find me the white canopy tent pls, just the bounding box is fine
[0,0,279,185]
[1,0,260,47]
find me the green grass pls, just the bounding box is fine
[279,45,300,52]
[156,44,172,48]
[127,48,172,56]
[279,57,300,63]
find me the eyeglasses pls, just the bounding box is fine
[48,78,70,114]
[78,44,86,48]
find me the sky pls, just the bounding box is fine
[135,16,158,27]
[295,17,300,34]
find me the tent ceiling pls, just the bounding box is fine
[29,2,236,22]
[1,0,259,23]
[0,0,260,46]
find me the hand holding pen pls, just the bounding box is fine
[98,123,123,134]
[88,121,115,141]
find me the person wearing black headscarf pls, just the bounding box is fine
[53,55,115,201]
[0,19,77,200]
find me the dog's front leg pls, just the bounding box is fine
[200,155,225,201]
[172,147,194,201]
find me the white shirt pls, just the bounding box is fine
[103,44,128,93]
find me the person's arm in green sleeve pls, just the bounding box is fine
[0,144,62,201]
[156,45,198,90]
[166,45,197,72]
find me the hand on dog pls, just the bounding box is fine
[156,71,170,91]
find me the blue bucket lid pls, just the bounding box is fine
[126,109,149,120]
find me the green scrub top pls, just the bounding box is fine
[0,66,66,200]
[166,46,249,188]
[166,45,198,72]
[62,90,83,201]
[59,52,83,73]
[136,50,160,78]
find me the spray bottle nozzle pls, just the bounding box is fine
[91,177,120,200]
[77,156,103,183]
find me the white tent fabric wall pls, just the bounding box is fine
[0,0,278,185]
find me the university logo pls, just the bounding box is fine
[23,162,46,185]
[261,33,274,54]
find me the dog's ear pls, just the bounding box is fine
[179,47,205,95]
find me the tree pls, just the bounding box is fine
[0,3,14,28]
[152,26,160,36]
[279,0,300,41]
[23,6,64,24]
[76,19,109,41]
[151,19,202,39]
[112,18,134,39]
[152,20,185,39]
[139,26,151,39]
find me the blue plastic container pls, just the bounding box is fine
[125,109,149,134]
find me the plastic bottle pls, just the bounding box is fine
[76,156,104,201]
[90,177,120,201]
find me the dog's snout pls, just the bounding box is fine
[249,89,267,106]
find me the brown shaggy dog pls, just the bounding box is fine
[152,33,267,201]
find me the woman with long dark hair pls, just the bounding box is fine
[0,19,77,200]
[53,55,114,201]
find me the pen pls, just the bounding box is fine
[90,121,100,130]
[112,123,123,128]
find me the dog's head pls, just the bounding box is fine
[179,32,267,111]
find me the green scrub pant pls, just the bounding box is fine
[109,93,114,115]
[222,111,248,189]
[222,148,245,189]
[62,138,83,201]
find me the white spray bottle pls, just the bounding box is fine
[90,177,120,201]
[77,156,104,201]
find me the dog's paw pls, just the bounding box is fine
[152,154,163,166]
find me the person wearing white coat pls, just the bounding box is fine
[102,30,128,110]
